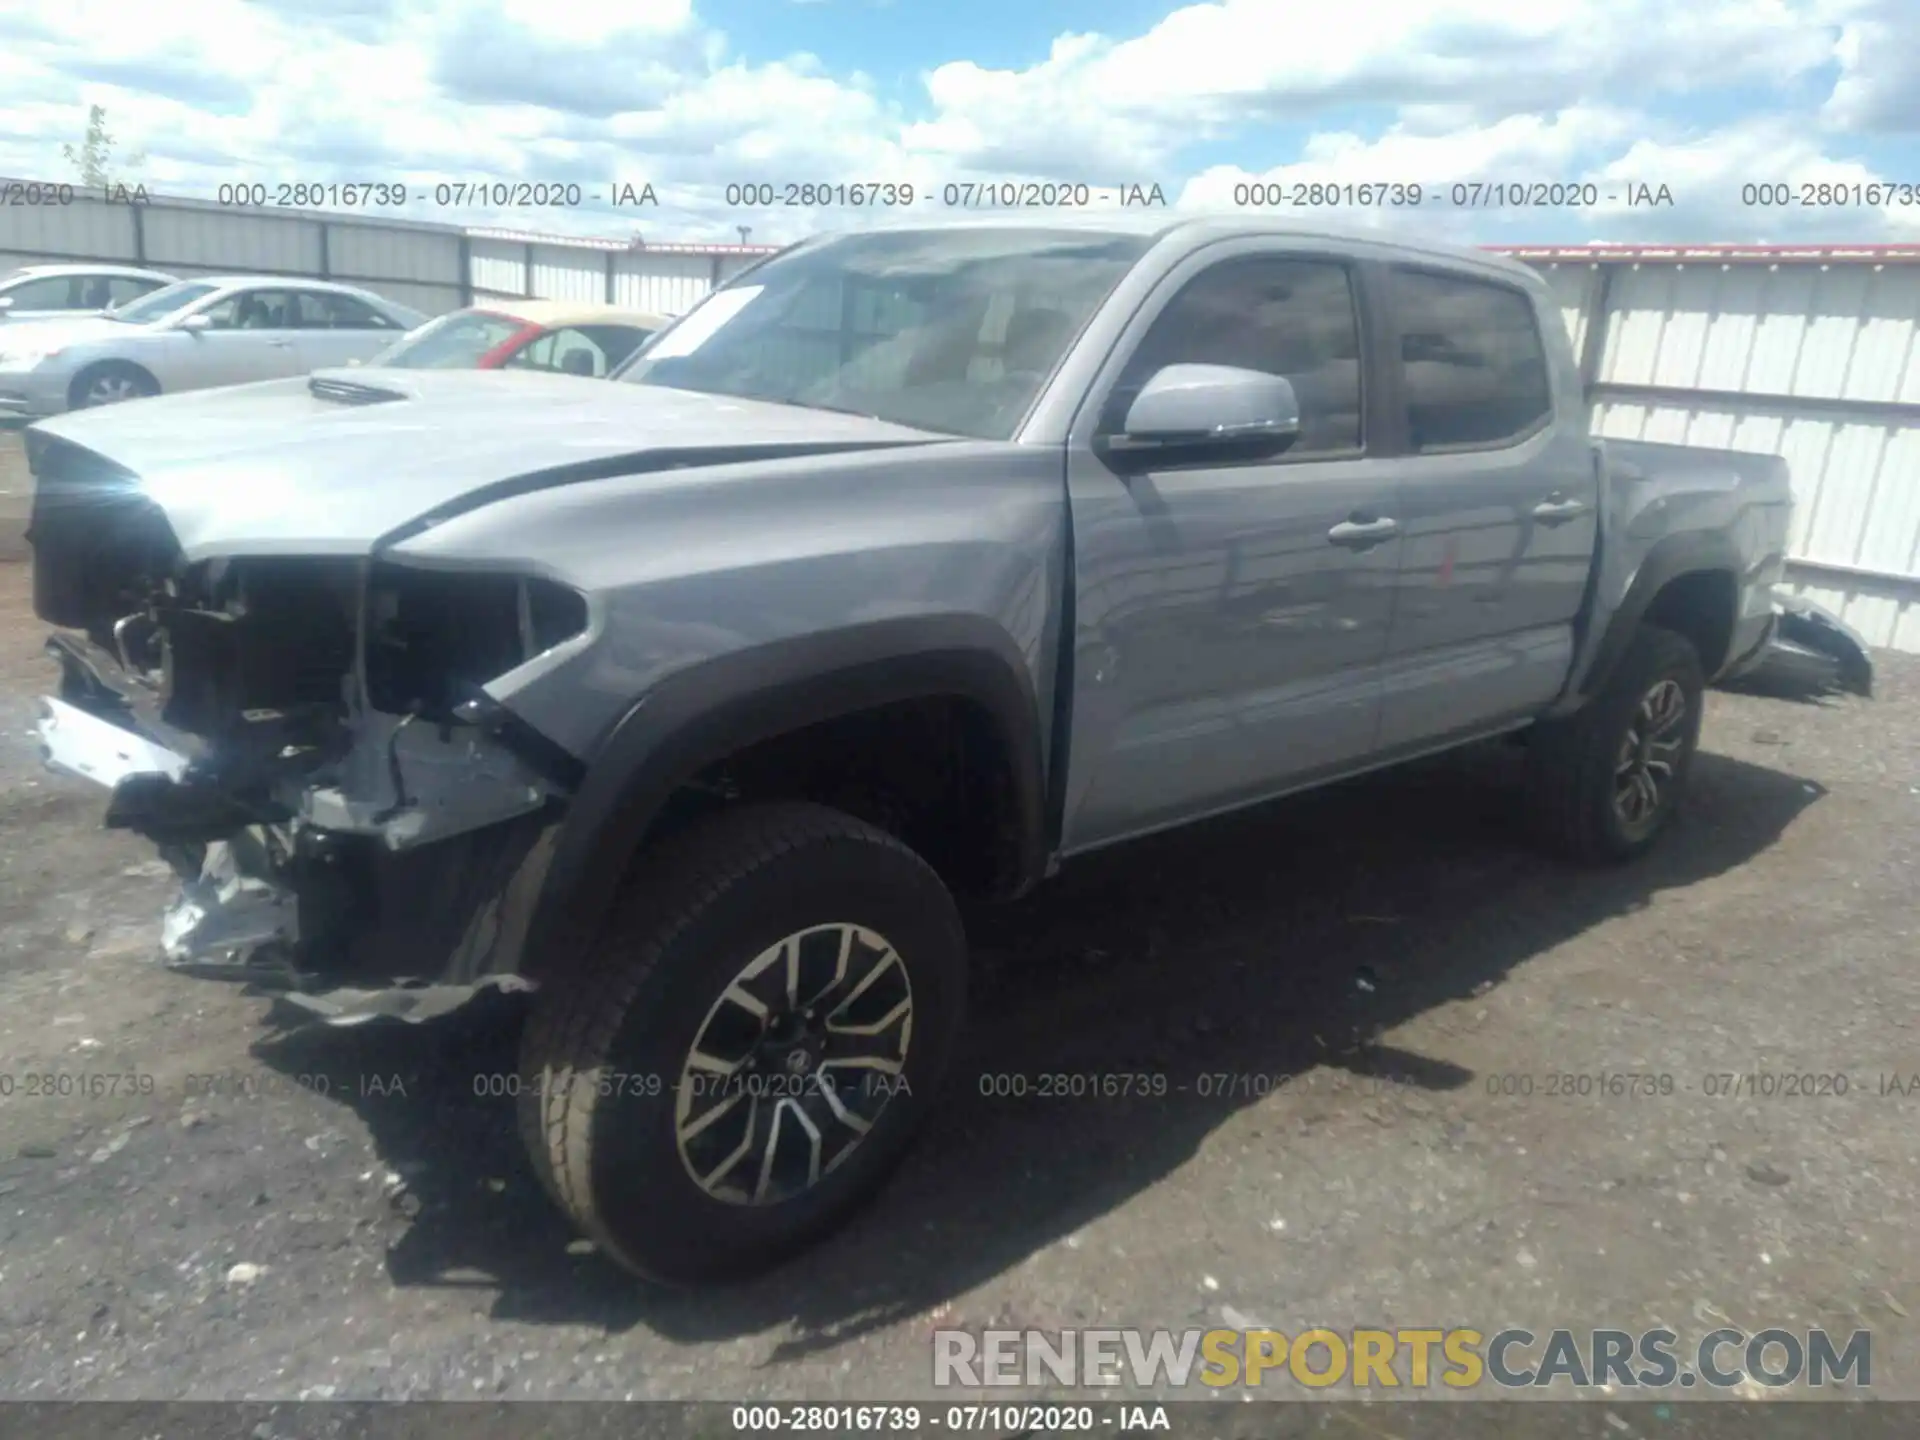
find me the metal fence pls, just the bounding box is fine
[6,183,1919,651]
[1522,245,1920,652]
[0,179,773,319]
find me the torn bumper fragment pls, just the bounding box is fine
[38,684,563,1021]
[32,572,582,1023]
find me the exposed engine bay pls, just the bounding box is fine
[30,435,589,1023]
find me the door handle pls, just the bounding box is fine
[267,339,292,348]
[1326,516,1400,550]
[1531,496,1591,525]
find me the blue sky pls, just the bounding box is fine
[0,0,1915,245]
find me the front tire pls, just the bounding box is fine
[69,361,158,409]
[1525,624,1705,863]
[518,801,968,1284]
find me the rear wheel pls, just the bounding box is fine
[518,801,968,1284]
[1525,624,1705,863]
[69,362,158,409]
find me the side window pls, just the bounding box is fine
[105,277,159,306]
[5,276,83,310]
[304,292,397,330]
[505,332,559,370]
[1110,256,1363,457]
[1390,269,1553,451]
[201,290,295,330]
[309,295,395,336]
[573,324,649,371]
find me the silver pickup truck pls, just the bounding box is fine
[25,217,1790,1285]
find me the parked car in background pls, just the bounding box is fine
[0,275,426,415]
[0,264,178,324]
[371,300,670,376]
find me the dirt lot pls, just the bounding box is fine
[0,428,29,559]
[0,551,1917,1412]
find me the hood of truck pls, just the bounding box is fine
[28,368,948,561]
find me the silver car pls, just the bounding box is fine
[0,275,426,416]
[0,263,178,324]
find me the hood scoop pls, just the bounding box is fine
[309,373,407,406]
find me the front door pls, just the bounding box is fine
[183,288,307,388]
[1060,248,1401,852]
[290,290,407,369]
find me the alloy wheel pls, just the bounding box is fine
[674,923,914,1207]
[1613,677,1688,830]
[82,374,140,406]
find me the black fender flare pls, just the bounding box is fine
[1580,528,1743,698]
[515,616,1049,980]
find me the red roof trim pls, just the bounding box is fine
[1488,244,1920,263]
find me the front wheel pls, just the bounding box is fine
[69,361,158,409]
[517,801,968,1284]
[1525,624,1706,863]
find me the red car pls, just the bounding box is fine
[371,300,671,376]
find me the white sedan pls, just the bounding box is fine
[0,263,178,324]
[0,275,427,417]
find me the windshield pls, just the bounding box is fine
[375,309,528,368]
[615,228,1152,440]
[107,280,219,324]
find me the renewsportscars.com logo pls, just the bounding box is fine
[932,1327,1872,1392]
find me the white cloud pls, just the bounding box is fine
[1177,110,1920,242]
[0,0,1914,244]
[1819,0,1920,134]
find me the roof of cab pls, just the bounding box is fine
[793,211,1545,287]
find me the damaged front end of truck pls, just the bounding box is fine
[27,429,583,1024]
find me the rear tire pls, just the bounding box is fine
[69,361,158,409]
[517,801,968,1285]
[1525,624,1705,863]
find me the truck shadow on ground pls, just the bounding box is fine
[253,740,1823,1354]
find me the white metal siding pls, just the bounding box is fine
[1530,262,1597,365]
[328,224,463,287]
[1551,256,1920,653]
[613,254,714,316]
[467,238,527,299]
[143,207,321,274]
[530,244,604,303]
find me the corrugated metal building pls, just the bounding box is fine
[1510,245,1920,652]
[6,182,1919,651]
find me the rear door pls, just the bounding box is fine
[291,290,408,367]
[1060,244,1403,852]
[1374,266,1598,751]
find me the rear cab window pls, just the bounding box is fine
[1388,267,1554,451]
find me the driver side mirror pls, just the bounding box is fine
[1099,363,1302,469]
[0,296,13,313]
[177,313,212,333]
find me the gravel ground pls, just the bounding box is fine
[0,555,1917,1416]
[0,429,29,559]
